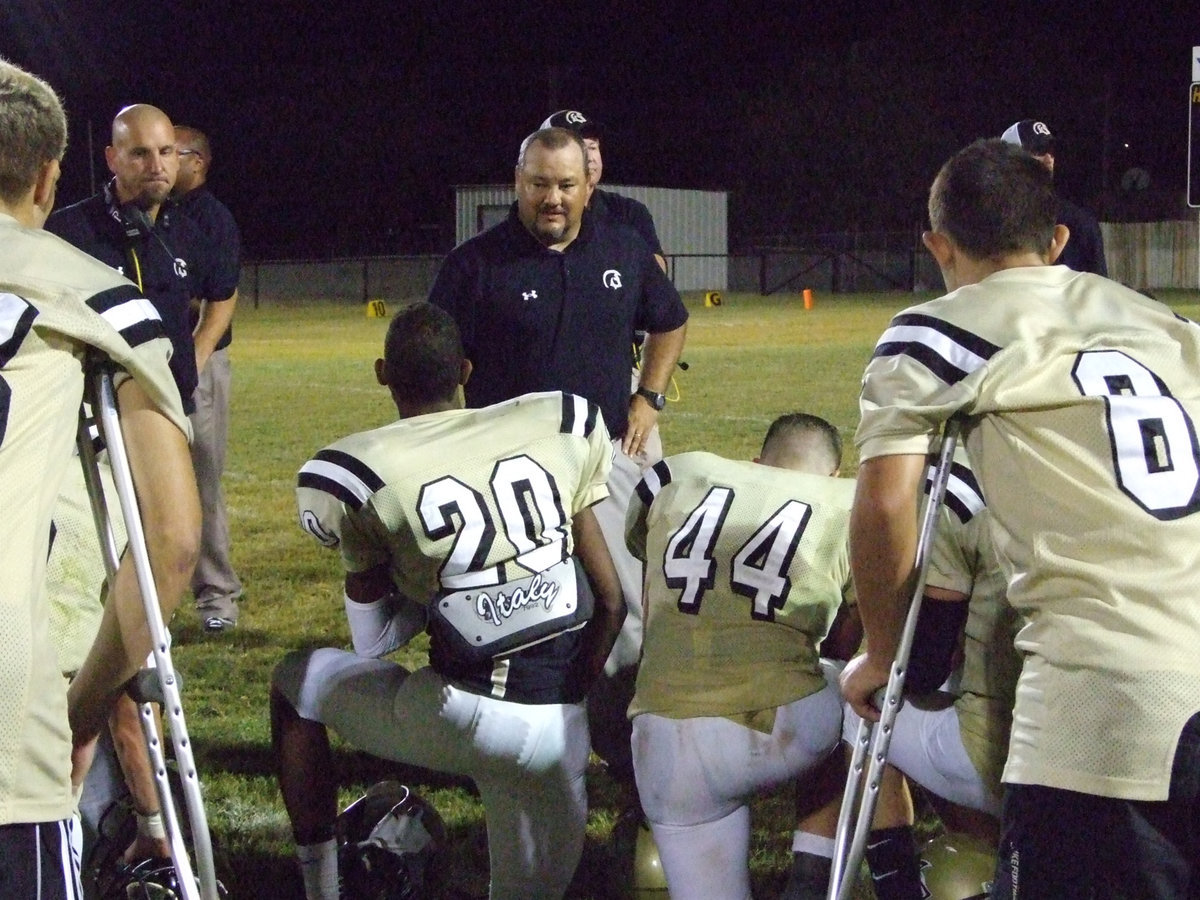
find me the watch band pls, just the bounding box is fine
[635,386,666,410]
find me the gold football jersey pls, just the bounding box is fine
[626,452,855,720]
[296,391,612,698]
[926,453,1021,797]
[0,215,183,825]
[858,265,1200,801]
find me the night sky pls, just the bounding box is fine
[2,1,1197,258]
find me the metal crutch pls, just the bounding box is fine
[827,417,962,900]
[76,367,221,900]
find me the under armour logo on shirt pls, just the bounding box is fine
[174,257,188,279]
[522,290,537,302]
[603,269,622,289]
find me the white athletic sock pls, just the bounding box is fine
[297,838,338,900]
[791,830,836,858]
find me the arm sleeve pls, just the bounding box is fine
[626,202,664,256]
[574,403,613,512]
[906,598,970,694]
[634,254,688,335]
[1086,220,1108,277]
[427,253,476,353]
[625,458,671,560]
[344,592,428,657]
[206,208,242,299]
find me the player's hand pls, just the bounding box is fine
[622,399,659,457]
[839,652,892,722]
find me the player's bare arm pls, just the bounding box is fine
[193,288,238,374]
[67,377,200,747]
[572,506,626,687]
[841,452,924,720]
[625,321,687,456]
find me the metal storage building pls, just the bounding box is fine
[454,184,728,291]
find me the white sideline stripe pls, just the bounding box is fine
[300,458,375,505]
[878,323,988,375]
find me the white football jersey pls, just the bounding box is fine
[0,213,183,825]
[858,264,1200,801]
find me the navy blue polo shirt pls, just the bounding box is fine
[47,186,226,413]
[592,188,663,257]
[176,185,242,350]
[430,207,687,438]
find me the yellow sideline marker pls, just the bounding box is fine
[704,291,722,308]
[366,299,387,318]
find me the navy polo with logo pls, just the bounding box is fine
[47,185,225,414]
[429,205,687,438]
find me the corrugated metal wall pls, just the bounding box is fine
[454,184,728,291]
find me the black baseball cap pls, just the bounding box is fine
[1000,119,1055,155]
[540,109,602,140]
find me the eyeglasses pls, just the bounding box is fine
[178,150,202,158]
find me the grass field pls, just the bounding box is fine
[165,288,1200,898]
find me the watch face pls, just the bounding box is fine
[639,388,665,410]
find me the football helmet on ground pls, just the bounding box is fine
[336,781,445,900]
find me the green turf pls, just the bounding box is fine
[167,288,1200,898]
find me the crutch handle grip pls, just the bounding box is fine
[127,668,182,706]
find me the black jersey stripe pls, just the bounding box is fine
[583,398,599,437]
[561,393,578,435]
[86,284,166,349]
[0,296,38,366]
[298,449,385,511]
[559,392,599,438]
[297,470,369,511]
[873,313,1001,386]
[926,460,985,523]
[636,458,672,507]
[313,449,386,491]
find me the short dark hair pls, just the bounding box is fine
[174,125,212,160]
[382,303,464,404]
[0,59,67,204]
[928,138,1057,261]
[760,412,842,474]
[516,127,587,173]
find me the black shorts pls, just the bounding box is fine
[0,819,82,900]
[992,711,1200,899]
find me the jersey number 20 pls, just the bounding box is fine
[417,455,569,590]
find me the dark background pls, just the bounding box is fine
[3,1,1197,259]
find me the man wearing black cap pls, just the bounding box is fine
[1001,119,1108,276]
[541,109,667,272]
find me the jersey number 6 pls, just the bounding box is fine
[1072,349,1200,520]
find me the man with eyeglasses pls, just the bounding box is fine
[171,125,244,633]
[44,104,235,880]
